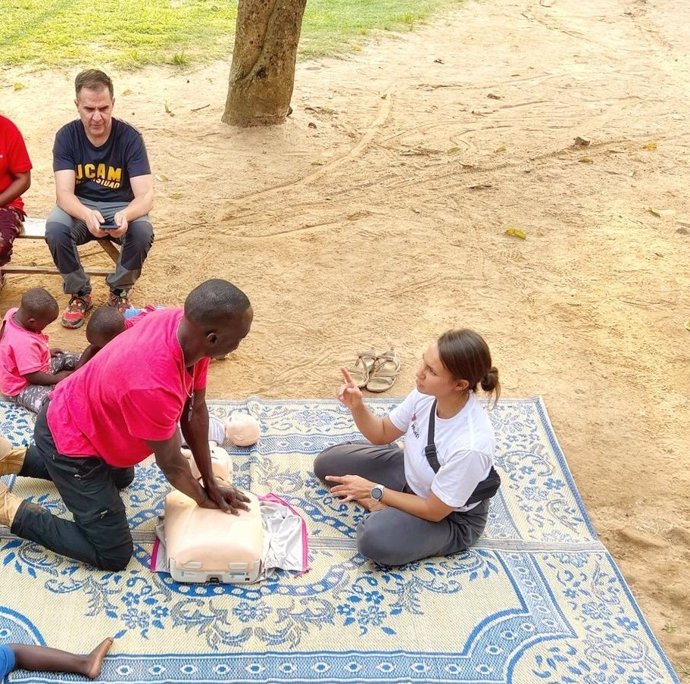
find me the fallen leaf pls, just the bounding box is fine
[169,192,183,200]
[643,142,657,151]
[578,157,594,164]
[122,88,132,96]
[505,227,527,239]
[434,58,444,64]
[447,146,460,154]
[573,136,590,147]
[13,83,25,91]
[469,184,493,190]
[685,319,690,332]
[487,93,502,100]
[495,145,506,153]
[155,174,169,182]
[310,160,324,166]
[648,208,661,217]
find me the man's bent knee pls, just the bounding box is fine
[127,220,154,247]
[90,523,133,571]
[44,220,72,247]
[95,544,133,571]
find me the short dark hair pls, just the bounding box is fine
[437,329,500,403]
[20,288,58,321]
[75,69,114,99]
[85,306,126,346]
[184,279,251,329]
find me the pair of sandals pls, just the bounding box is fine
[347,349,401,393]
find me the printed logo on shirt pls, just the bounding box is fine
[411,413,420,439]
[75,163,122,189]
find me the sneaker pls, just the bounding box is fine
[108,290,132,314]
[61,294,93,329]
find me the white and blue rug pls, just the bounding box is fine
[0,398,679,683]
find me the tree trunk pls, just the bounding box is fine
[222,0,307,127]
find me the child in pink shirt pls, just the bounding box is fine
[0,288,80,413]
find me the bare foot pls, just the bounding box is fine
[84,637,114,680]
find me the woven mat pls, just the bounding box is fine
[0,398,679,683]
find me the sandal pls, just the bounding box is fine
[345,349,377,389]
[366,350,401,393]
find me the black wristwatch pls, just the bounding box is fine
[370,484,385,501]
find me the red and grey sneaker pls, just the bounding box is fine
[108,290,132,314]
[61,294,93,329]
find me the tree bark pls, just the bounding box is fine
[222,0,307,127]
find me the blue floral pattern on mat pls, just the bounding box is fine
[0,398,679,683]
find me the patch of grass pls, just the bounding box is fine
[169,52,190,67]
[1,0,235,68]
[0,0,463,69]
[301,0,462,57]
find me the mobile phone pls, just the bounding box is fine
[101,222,118,231]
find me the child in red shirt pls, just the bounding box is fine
[0,287,80,413]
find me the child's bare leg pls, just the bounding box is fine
[11,637,114,679]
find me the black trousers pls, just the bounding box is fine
[11,402,135,570]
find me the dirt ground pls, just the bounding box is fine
[1,0,688,676]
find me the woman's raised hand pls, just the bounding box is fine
[337,367,363,409]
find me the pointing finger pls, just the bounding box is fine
[340,368,356,386]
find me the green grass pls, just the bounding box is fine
[0,0,462,69]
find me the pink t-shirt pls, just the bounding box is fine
[0,308,51,396]
[47,308,210,467]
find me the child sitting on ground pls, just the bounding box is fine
[0,288,80,413]
[1,636,113,681]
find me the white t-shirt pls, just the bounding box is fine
[389,390,495,511]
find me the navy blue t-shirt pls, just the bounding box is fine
[52,118,151,203]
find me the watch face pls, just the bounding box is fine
[371,486,383,501]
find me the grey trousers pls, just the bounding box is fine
[313,441,489,566]
[45,199,154,296]
[7,353,80,413]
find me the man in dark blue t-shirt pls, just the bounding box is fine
[46,69,154,329]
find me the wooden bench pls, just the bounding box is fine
[2,217,120,277]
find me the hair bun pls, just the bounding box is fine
[480,367,499,392]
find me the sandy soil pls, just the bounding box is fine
[1,0,688,675]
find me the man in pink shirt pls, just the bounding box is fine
[0,278,253,570]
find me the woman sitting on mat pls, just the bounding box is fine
[313,328,500,566]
